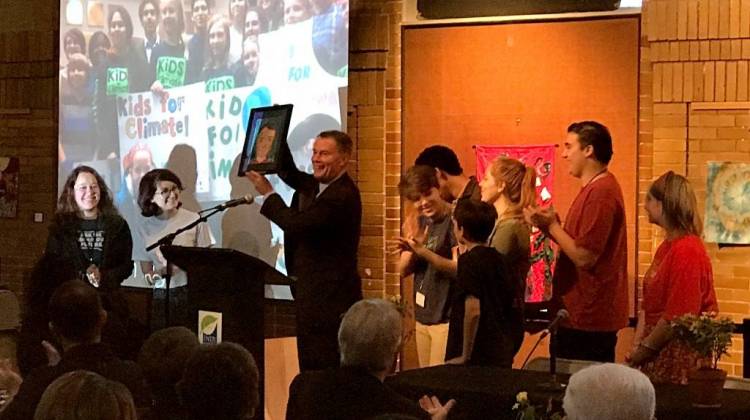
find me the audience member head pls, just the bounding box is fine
[138,327,199,409]
[108,5,135,51]
[48,280,107,345]
[88,31,111,67]
[284,0,312,24]
[415,145,464,201]
[647,170,702,236]
[339,299,402,378]
[311,130,352,183]
[0,359,21,414]
[57,166,117,220]
[453,198,497,244]
[565,121,613,179]
[63,28,86,61]
[159,0,185,41]
[206,15,231,69]
[178,342,260,420]
[138,168,183,217]
[191,0,213,33]
[33,370,136,420]
[138,0,160,38]
[563,363,655,420]
[481,156,536,219]
[399,165,449,221]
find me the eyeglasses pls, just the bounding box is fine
[156,186,180,198]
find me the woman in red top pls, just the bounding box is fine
[628,171,718,384]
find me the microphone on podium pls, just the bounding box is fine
[217,194,254,210]
[540,309,569,339]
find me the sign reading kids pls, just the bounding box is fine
[107,67,129,96]
[156,56,187,89]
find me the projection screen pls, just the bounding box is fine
[58,0,349,289]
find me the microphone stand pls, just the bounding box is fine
[146,207,224,327]
[537,325,565,391]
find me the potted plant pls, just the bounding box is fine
[670,312,734,407]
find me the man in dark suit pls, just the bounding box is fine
[245,130,362,371]
[286,299,455,420]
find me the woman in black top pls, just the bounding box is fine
[19,166,135,374]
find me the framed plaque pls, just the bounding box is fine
[238,104,293,175]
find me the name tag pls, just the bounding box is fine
[416,291,425,308]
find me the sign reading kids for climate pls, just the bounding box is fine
[116,83,209,193]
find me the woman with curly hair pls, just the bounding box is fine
[45,166,133,289]
[19,166,134,374]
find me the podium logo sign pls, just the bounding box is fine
[198,310,222,344]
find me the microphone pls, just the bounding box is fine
[217,194,254,210]
[540,309,569,339]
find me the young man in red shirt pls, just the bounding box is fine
[524,121,628,362]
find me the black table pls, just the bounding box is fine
[385,365,750,420]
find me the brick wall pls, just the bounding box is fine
[642,0,750,376]
[0,0,59,299]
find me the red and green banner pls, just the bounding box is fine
[474,144,557,303]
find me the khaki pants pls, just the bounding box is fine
[415,321,449,367]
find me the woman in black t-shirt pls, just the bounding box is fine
[19,166,135,374]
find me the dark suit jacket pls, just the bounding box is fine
[286,367,429,420]
[2,343,151,420]
[260,164,362,331]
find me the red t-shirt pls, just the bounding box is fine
[554,173,629,331]
[643,235,718,326]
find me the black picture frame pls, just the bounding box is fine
[238,104,294,175]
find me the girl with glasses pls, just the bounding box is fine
[137,169,214,330]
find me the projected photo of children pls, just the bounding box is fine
[57,0,349,286]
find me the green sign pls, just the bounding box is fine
[205,76,235,93]
[156,56,187,89]
[106,67,129,96]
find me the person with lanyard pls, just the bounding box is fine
[19,166,134,374]
[415,145,482,205]
[396,165,457,368]
[524,121,628,363]
[150,0,187,93]
[44,166,133,294]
